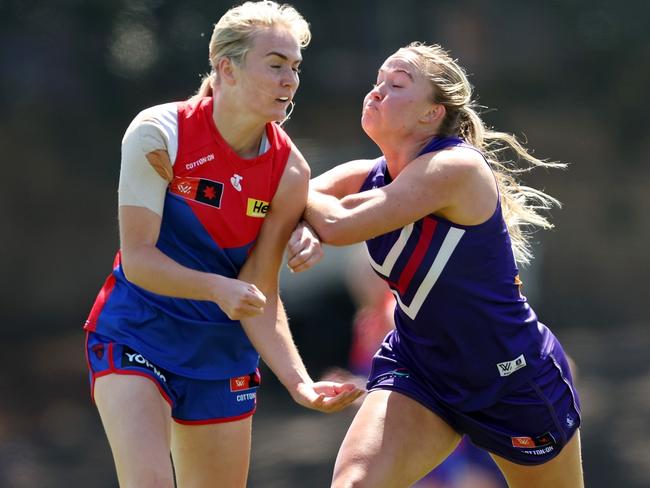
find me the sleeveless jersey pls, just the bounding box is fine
[362,136,554,410]
[84,97,292,379]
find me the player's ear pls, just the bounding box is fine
[216,57,237,86]
[421,103,445,124]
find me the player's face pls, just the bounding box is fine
[235,27,302,122]
[361,52,436,140]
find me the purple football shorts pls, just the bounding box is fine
[367,338,581,465]
[85,332,260,424]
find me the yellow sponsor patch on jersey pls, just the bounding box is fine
[246,198,270,218]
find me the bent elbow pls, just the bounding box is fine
[317,220,356,246]
[120,247,147,285]
[119,253,137,283]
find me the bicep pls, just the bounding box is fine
[119,205,163,250]
[311,159,376,198]
[239,151,309,292]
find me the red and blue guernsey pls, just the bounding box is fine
[361,136,555,410]
[84,97,291,380]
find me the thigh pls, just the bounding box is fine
[94,374,174,488]
[332,390,462,488]
[490,430,584,488]
[171,416,252,488]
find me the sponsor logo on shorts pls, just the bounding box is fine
[236,392,257,402]
[496,354,527,377]
[566,413,576,428]
[230,371,261,392]
[521,445,555,456]
[246,198,269,218]
[390,369,410,378]
[512,432,556,455]
[121,348,167,383]
[375,368,411,383]
[91,343,105,360]
[511,436,535,448]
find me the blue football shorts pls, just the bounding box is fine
[85,332,260,424]
[367,340,581,465]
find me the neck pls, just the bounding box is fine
[212,93,266,159]
[376,133,436,177]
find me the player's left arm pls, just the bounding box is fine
[238,144,362,413]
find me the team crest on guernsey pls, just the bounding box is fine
[170,176,224,208]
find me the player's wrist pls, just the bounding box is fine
[285,374,314,399]
[207,273,231,304]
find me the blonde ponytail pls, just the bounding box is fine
[193,72,215,99]
[403,42,565,265]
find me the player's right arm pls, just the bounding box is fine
[117,112,265,320]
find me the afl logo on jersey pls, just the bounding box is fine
[246,198,269,218]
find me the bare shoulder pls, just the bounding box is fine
[415,145,486,177]
[270,144,309,208]
[283,143,311,182]
[416,145,496,224]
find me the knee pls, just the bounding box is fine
[331,463,370,488]
[120,468,174,488]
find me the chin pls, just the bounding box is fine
[272,106,290,122]
[361,117,376,138]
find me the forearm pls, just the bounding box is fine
[305,190,377,246]
[121,244,223,302]
[304,190,344,244]
[239,295,312,393]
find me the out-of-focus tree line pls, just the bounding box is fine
[0,1,648,487]
[1,0,647,335]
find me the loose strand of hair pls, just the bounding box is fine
[461,105,564,265]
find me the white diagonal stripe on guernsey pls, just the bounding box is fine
[385,227,465,320]
[366,223,414,276]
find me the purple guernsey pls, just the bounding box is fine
[361,136,555,410]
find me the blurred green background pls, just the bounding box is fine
[0,0,648,486]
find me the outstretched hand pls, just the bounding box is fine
[292,380,364,413]
[287,221,324,273]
